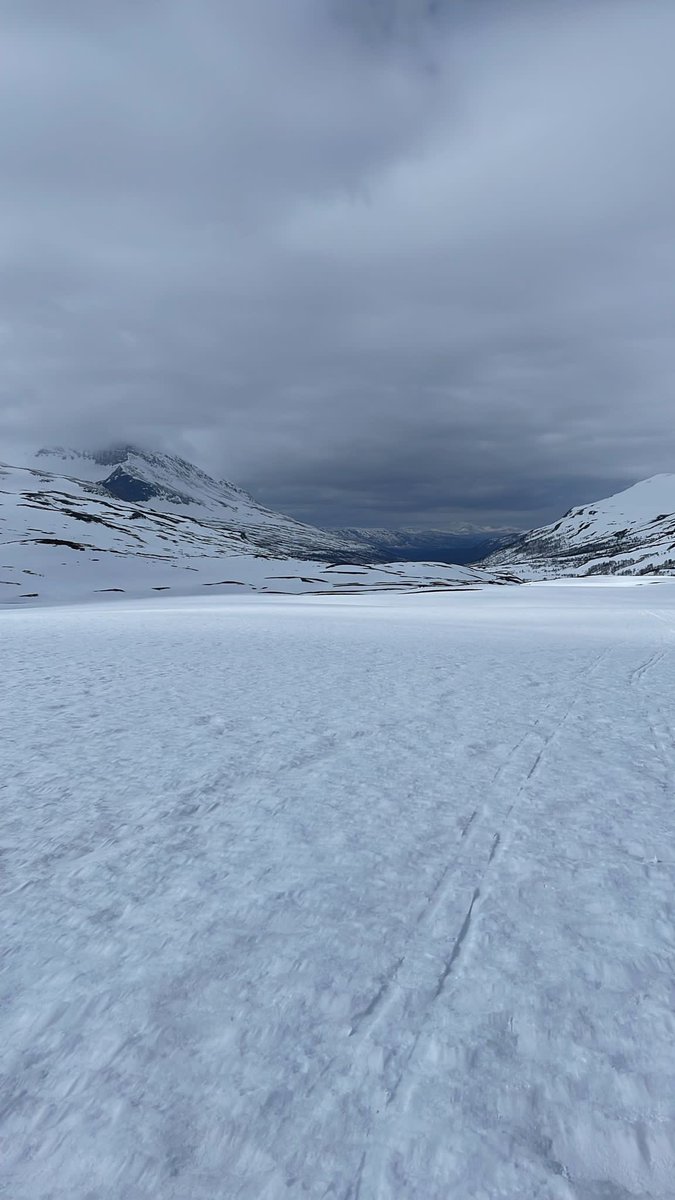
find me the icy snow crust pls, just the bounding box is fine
[3,583,675,1198]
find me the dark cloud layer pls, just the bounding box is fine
[1,0,674,528]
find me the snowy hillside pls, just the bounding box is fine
[482,474,675,579]
[4,582,675,1197]
[0,460,518,604]
[31,447,372,560]
[33,446,254,514]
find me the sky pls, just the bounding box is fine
[1,0,674,530]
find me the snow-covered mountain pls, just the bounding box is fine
[30,446,371,560]
[481,475,675,579]
[0,452,519,604]
[33,446,253,512]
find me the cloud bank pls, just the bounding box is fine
[1,0,674,527]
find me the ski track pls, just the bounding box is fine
[350,650,613,1197]
[627,611,675,814]
[345,670,592,1046]
[3,585,675,1198]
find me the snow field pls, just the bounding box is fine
[2,583,675,1198]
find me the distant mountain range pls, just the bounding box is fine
[3,446,673,604]
[334,526,519,565]
[482,475,675,578]
[0,446,519,604]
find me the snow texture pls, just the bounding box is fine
[3,581,675,1198]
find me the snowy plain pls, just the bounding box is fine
[3,581,675,1198]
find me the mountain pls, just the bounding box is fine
[334,526,520,565]
[0,451,520,604]
[30,446,371,561]
[480,475,675,579]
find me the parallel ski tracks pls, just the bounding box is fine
[286,648,613,1194]
[349,648,612,1044]
[348,648,619,1196]
[629,612,675,786]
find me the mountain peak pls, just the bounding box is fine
[35,444,250,512]
[38,443,207,477]
[90,445,148,467]
[26,444,378,561]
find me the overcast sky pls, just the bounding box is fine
[2,0,674,529]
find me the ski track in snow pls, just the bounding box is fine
[2,584,675,1198]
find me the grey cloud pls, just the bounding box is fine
[1,0,674,528]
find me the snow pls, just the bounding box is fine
[3,583,675,1198]
[579,474,675,524]
[31,446,269,516]
[526,576,671,588]
[533,474,675,545]
[0,461,516,604]
[26,447,372,556]
[485,475,675,580]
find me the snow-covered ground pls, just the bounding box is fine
[3,582,675,1198]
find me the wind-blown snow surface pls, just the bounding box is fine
[3,583,675,1198]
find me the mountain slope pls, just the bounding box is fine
[31,448,523,567]
[481,475,675,579]
[0,458,519,604]
[31,446,374,561]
